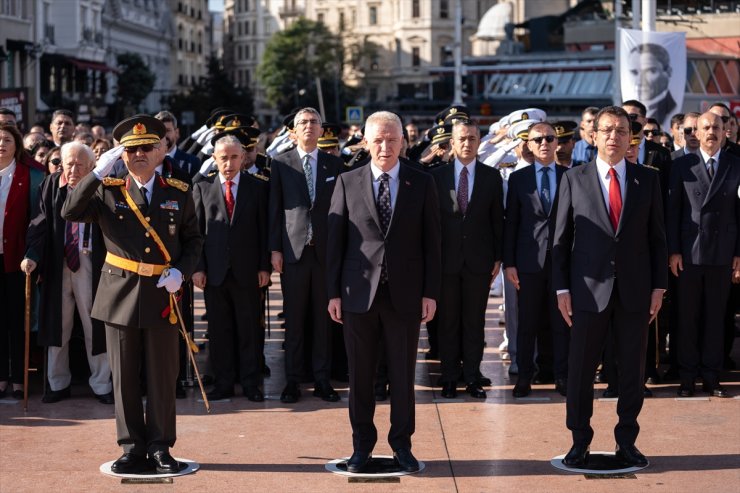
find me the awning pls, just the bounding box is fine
[67,57,116,73]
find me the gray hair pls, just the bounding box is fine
[365,111,403,136]
[61,141,95,165]
[293,107,322,128]
[213,134,244,151]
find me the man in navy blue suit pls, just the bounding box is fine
[156,111,201,179]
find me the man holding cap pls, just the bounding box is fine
[62,115,202,474]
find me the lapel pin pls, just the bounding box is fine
[634,178,639,185]
[405,180,411,186]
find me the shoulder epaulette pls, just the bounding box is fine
[165,177,190,192]
[207,169,218,178]
[102,177,125,186]
[644,164,659,171]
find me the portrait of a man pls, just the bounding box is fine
[626,43,676,126]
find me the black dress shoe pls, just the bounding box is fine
[42,386,70,403]
[374,382,388,401]
[512,381,531,398]
[555,379,568,397]
[206,388,234,401]
[313,381,340,402]
[111,452,149,474]
[476,372,492,386]
[643,385,653,398]
[95,391,115,404]
[346,451,371,473]
[440,382,457,399]
[602,386,619,398]
[702,383,729,398]
[615,444,648,467]
[280,382,301,403]
[533,371,554,385]
[562,444,590,467]
[465,382,486,399]
[150,450,180,474]
[393,448,420,472]
[262,363,271,377]
[244,386,264,402]
[677,382,695,397]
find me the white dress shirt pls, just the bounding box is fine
[594,157,627,214]
[699,148,721,176]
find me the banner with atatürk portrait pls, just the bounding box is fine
[619,28,686,131]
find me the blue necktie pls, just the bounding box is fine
[540,166,551,215]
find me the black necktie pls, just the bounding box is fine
[707,157,715,180]
[141,186,149,208]
[376,173,392,283]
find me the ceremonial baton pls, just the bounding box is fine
[23,273,31,412]
[170,293,210,413]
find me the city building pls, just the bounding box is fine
[0,0,39,129]
[171,0,211,92]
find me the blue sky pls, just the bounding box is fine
[209,0,223,11]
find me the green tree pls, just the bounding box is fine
[257,17,346,118]
[166,57,253,130]
[114,53,156,117]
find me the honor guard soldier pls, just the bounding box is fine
[553,121,579,169]
[318,123,342,157]
[62,115,203,475]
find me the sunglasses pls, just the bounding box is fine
[683,127,695,135]
[627,113,640,121]
[531,135,556,144]
[50,157,62,166]
[643,129,658,136]
[719,115,730,123]
[124,144,156,153]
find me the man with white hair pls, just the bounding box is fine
[327,111,441,473]
[22,141,113,404]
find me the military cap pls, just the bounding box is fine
[318,123,341,149]
[211,126,261,149]
[282,110,301,130]
[507,108,547,125]
[221,113,256,130]
[630,121,643,146]
[435,105,470,125]
[429,124,453,146]
[507,119,539,141]
[112,114,165,147]
[206,108,236,127]
[554,120,578,140]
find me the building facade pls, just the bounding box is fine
[171,0,211,92]
[0,0,38,129]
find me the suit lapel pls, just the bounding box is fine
[360,165,382,233]
[389,165,413,235]
[527,165,546,217]
[314,152,329,198]
[583,162,614,234]
[230,173,249,225]
[617,163,639,235]
[444,165,460,214]
[704,153,729,206]
[209,176,230,224]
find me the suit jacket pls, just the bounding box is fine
[2,158,44,272]
[24,173,107,354]
[671,148,686,160]
[268,148,343,265]
[327,162,441,314]
[643,139,672,202]
[552,161,668,313]
[172,149,201,180]
[667,151,740,266]
[503,164,564,273]
[61,172,203,329]
[193,171,270,287]
[430,161,503,275]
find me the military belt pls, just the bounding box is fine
[105,252,167,277]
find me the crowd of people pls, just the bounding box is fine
[0,97,737,473]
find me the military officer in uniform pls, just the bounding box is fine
[62,115,202,475]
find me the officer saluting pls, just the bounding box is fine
[62,115,203,474]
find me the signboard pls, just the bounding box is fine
[345,106,363,123]
[0,88,27,129]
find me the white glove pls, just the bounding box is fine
[190,124,208,140]
[93,145,125,179]
[156,267,183,293]
[196,128,216,146]
[198,157,215,177]
[200,140,214,157]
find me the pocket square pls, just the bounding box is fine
[325,176,335,182]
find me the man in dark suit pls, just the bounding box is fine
[670,112,700,160]
[192,134,270,402]
[269,107,343,403]
[505,122,569,398]
[156,111,201,179]
[62,115,202,474]
[622,100,672,197]
[668,111,740,398]
[431,119,503,399]
[553,106,668,468]
[327,111,441,473]
[22,142,113,404]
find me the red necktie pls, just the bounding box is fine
[225,180,235,220]
[608,168,622,231]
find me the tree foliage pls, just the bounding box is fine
[257,18,346,116]
[166,57,253,130]
[114,53,156,113]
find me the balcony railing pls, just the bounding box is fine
[44,23,55,44]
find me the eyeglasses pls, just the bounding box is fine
[124,144,156,153]
[683,127,695,135]
[597,127,630,137]
[531,135,556,144]
[50,157,62,166]
[296,119,320,127]
[643,129,658,136]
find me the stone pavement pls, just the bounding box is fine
[1,275,738,492]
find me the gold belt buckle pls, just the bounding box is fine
[137,262,154,276]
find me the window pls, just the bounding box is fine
[440,0,449,19]
[339,11,345,30]
[412,47,420,67]
[412,0,420,18]
[317,12,324,23]
[369,5,377,25]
